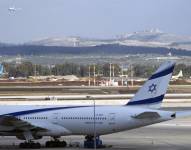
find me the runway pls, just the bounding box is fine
[0,116,191,150]
[0,93,191,100]
[0,84,190,96]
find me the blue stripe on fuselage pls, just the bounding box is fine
[149,65,174,80]
[2,106,90,117]
[127,95,164,105]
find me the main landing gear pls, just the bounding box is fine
[19,141,41,149]
[84,135,105,148]
[19,131,41,149]
[45,137,67,148]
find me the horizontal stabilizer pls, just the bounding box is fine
[132,111,161,119]
[176,111,191,118]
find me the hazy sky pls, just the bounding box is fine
[0,0,191,43]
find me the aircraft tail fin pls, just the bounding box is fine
[126,61,175,109]
[177,70,183,78]
[0,64,4,75]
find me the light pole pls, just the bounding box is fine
[109,63,112,86]
[131,64,134,87]
[121,64,123,86]
[89,65,91,86]
[86,96,96,149]
[94,64,96,86]
[93,96,96,150]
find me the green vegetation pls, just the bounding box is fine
[2,62,191,78]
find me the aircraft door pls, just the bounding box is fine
[52,112,61,124]
[108,113,116,132]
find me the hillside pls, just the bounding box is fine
[25,29,191,51]
[0,44,190,56]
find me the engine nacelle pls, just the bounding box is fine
[16,134,42,140]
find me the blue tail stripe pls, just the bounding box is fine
[127,95,164,105]
[149,65,174,80]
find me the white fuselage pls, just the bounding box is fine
[0,105,175,137]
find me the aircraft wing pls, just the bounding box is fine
[0,115,46,131]
[132,111,161,119]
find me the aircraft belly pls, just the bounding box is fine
[60,120,110,135]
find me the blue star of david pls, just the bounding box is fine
[148,83,157,93]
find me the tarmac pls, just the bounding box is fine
[0,85,190,149]
[0,116,190,150]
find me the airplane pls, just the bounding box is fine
[0,64,8,77]
[8,6,21,12]
[0,64,3,76]
[0,61,189,149]
[172,70,183,81]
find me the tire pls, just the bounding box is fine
[34,143,41,149]
[45,141,50,148]
[19,143,25,148]
[45,140,67,148]
[60,141,67,147]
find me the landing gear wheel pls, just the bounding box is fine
[45,140,67,148]
[60,141,67,147]
[33,142,41,149]
[19,142,41,149]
